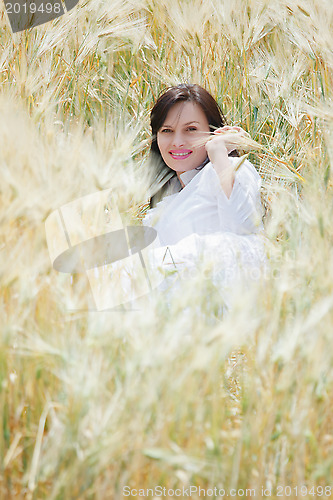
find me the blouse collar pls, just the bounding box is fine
[179,169,200,186]
[178,157,210,186]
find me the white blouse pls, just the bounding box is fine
[140,157,267,311]
[142,157,264,245]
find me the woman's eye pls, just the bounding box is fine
[187,127,197,132]
[160,128,172,133]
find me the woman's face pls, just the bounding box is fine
[156,101,210,172]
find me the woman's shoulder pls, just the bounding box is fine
[229,157,262,189]
[189,157,260,194]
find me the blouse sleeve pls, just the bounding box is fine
[200,158,264,235]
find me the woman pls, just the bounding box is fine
[142,84,266,309]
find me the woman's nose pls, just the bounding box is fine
[172,132,184,147]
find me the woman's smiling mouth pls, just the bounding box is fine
[169,149,193,159]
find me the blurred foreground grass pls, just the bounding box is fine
[1,0,333,498]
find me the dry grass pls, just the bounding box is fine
[1,0,333,498]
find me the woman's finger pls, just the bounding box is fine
[219,126,245,134]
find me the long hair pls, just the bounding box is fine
[149,83,238,208]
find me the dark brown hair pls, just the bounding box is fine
[149,84,237,208]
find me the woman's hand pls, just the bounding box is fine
[204,126,250,199]
[205,126,251,164]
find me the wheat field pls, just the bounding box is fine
[1,0,333,498]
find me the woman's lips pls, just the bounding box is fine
[169,149,193,160]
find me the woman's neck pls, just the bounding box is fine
[176,171,185,188]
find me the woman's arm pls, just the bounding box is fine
[205,126,252,197]
[217,159,263,234]
[204,126,263,234]
[206,126,253,196]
